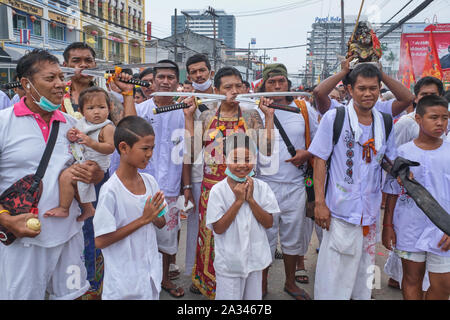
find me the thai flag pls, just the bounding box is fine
[19,29,31,44]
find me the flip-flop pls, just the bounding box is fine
[284,287,312,301]
[162,285,185,298]
[295,269,309,284]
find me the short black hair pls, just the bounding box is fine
[242,81,250,89]
[416,95,448,116]
[414,76,444,97]
[225,132,258,159]
[184,80,192,85]
[348,63,382,88]
[78,86,111,113]
[63,42,96,63]
[186,54,211,73]
[153,59,179,80]
[139,67,153,80]
[133,86,145,97]
[16,49,60,80]
[214,66,243,89]
[114,116,155,154]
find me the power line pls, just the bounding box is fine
[378,0,435,39]
[375,0,414,33]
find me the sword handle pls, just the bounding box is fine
[256,100,300,113]
[118,77,151,88]
[1,81,22,90]
[152,99,200,114]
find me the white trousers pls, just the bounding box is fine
[0,230,89,300]
[314,217,376,300]
[299,214,323,256]
[264,181,307,257]
[184,182,201,276]
[215,270,262,300]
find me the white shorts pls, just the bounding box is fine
[264,181,306,257]
[155,196,181,255]
[215,270,262,300]
[0,230,89,300]
[395,249,450,274]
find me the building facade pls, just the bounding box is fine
[79,0,145,64]
[305,15,402,86]
[0,0,146,87]
[171,9,236,49]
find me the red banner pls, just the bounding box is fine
[400,24,450,90]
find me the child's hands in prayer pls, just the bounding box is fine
[245,177,254,202]
[142,191,166,225]
[232,182,248,203]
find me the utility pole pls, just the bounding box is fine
[174,8,178,62]
[206,6,218,71]
[341,0,346,56]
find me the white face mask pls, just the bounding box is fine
[192,72,212,91]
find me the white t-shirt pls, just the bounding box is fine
[135,98,185,197]
[257,101,318,186]
[206,178,280,278]
[93,173,163,299]
[0,90,11,111]
[308,107,397,226]
[394,111,419,147]
[383,141,450,256]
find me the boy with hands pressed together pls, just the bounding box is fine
[206,133,279,300]
[93,116,166,300]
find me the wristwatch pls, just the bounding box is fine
[183,185,193,190]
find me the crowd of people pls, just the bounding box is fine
[0,42,449,301]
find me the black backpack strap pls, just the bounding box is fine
[31,121,60,192]
[380,111,393,141]
[273,114,296,158]
[325,107,346,194]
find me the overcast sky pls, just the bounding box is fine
[145,0,450,73]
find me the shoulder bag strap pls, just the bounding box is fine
[31,121,60,192]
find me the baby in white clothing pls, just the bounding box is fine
[45,87,115,221]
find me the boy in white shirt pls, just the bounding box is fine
[206,133,280,300]
[382,95,450,300]
[93,116,166,300]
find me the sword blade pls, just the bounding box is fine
[237,92,312,98]
[384,156,450,235]
[150,92,227,100]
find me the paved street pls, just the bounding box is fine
[161,211,403,301]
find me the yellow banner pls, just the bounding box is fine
[49,11,77,27]
[0,0,43,16]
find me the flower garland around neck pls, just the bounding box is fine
[209,106,244,141]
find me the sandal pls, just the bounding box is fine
[162,285,185,298]
[295,269,309,284]
[189,284,202,295]
[284,287,312,301]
